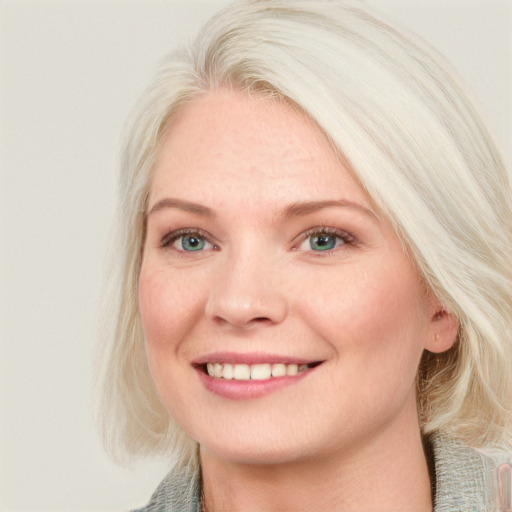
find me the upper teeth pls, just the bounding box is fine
[206,362,308,380]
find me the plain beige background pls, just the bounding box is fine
[0,1,510,510]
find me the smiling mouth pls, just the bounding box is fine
[198,361,322,380]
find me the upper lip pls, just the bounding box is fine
[192,352,320,365]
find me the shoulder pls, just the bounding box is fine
[431,432,503,512]
[132,466,201,512]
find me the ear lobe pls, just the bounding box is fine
[424,309,459,354]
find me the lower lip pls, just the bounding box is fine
[196,366,316,400]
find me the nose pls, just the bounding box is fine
[204,250,288,329]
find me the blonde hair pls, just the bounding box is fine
[95,0,512,468]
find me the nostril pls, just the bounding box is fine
[211,315,274,329]
[251,317,273,326]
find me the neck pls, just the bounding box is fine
[200,398,433,512]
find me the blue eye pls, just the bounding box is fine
[161,230,215,252]
[309,233,339,251]
[297,228,353,252]
[181,234,206,251]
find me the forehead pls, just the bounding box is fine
[149,89,369,210]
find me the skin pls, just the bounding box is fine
[139,89,458,511]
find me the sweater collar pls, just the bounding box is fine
[136,433,496,512]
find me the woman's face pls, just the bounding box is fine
[139,89,442,464]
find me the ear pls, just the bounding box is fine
[424,301,459,354]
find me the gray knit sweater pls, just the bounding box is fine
[134,434,498,512]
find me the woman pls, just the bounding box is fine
[95,1,511,510]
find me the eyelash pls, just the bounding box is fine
[297,226,356,252]
[160,228,217,251]
[159,226,356,254]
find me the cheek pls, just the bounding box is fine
[138,267,170,346]
[138,264,202,355]
[299,260,430,374]
[138,263,207,422]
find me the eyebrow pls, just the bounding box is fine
[147,197,377,220]
[283,200,377,220]
[147,198,215,218]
